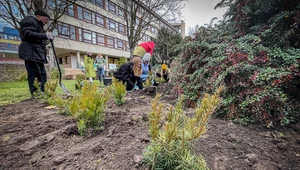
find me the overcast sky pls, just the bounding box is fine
[181,0,228,35]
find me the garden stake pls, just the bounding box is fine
[50,39,72,98]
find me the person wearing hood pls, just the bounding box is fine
[133,41,155,58]
[140,53,151,82]
[18,9,53,96]
[113,57,143,91]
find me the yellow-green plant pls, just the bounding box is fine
[144,86,224,170]
[32,78,43,98]
[75,75,85,90]
[47,93,69,112]
[144,71,154,87]
[68,81,110,135]
[154,77,165,83]
[78,119,87,136]
[44,79,58,97]
[111,77,126,105]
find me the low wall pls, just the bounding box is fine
[0,64,26,81]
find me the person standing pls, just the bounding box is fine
[18,9,53,96]
[84,52,96,83]
[95,53,106,82]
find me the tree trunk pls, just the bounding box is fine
[130,48,134,60]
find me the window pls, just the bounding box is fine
[118,8,124,18]
[92,32,97,44]
[68,5,74,17]
[70,26,76,40]
[77,6,83,19]
[83,30,92,43]
[58,23,69,37]
[107,36,114,48]
[108,19,116,31]
[97,34,105,46]
[108,1,116,13]
[119,24,125,34]
[96,14,104,27]
[114,38,118,48]
[66,56,71,64]
[83,9,92,22]
[92,12,95,24]
[117,39,124,50]
[95,0,104,8]
[89,0,104,8]
[48,0,55,9]
[125,41,129,51]
[78,28,82,41]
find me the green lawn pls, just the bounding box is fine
[0,80,103,106]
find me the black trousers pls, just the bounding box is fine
[25,60,47,95]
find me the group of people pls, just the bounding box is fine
[114,41,170,91]
[83,52,106,83]
[18,9,170,95]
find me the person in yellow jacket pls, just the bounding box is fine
[161,63,170,82]
[84,52,96,83]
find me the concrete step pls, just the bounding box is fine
[64,68,85,80]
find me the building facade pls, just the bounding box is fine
[0,27,23,64]
[0,0,185,74]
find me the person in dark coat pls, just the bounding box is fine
[18,9,53,96]
[114,57,143,91]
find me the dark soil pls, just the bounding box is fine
[0,86,299,170]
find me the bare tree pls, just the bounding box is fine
[0,0,79,32]
[116,0,186,58]
[154,26,182,64]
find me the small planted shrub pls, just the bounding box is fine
[143,86,223,170]
[112,77,126,105]
[77,119,87,136]
[75,75,85,90]
[32,78,44,98]
[50,68,59,79]
[144,71,154,87]
[44,79,58,97]
[154,77,165,83]
[67,82,110,135]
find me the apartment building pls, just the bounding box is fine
[0,27,23,64]
[171,20,186,39]
[0,0,185,74]
[47,0,181,71]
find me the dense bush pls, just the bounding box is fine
[172,0,300,125]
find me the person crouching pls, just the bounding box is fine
[113,57,143,91]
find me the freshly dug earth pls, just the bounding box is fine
[0,88,299,170]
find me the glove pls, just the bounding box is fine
[127,90,132,92]
[133,85,139,90]
[46,32,54,40]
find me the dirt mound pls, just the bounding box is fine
[0,87,299,170]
